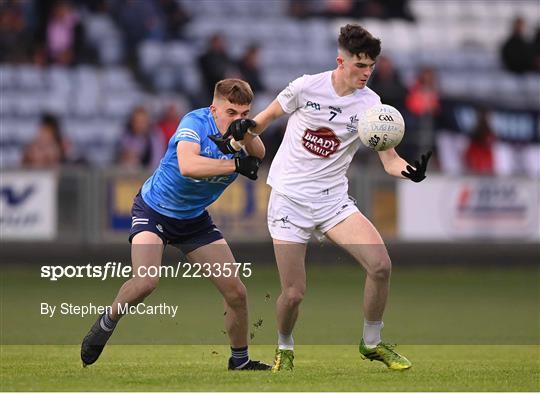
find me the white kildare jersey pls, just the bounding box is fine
[267,71,381,201]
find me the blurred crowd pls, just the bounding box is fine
[1,0,539,177]
[288,0,414,21]
[0,0,190,66]
[21,104,183,169]
[500,16,540,75]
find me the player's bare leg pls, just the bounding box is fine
[274,239,307,335]
[81,231,164,367]
[325,212,411,370]
[272,239,307,371]
[325,212,390,322]
[186,239,271,370]
[110,232,164,319]
[186,239,248,348]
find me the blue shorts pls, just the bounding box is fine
[129,193,223,254]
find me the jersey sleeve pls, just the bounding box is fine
[173,114,206,146]
[276,74,306,114]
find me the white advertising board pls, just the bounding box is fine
[0,171,58,240]
[398,176,540,241]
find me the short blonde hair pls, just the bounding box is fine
[213,79,254,105]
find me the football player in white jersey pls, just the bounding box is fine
[212,24,431,372]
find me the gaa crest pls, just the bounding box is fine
[346,114,358,133]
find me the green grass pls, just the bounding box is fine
[1,265,538,345]
[1,344,539,391]
[1,264,539,390]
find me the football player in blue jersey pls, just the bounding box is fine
[81,79,271,371]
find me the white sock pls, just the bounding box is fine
[278,332,294,350]
[363,319,384,348]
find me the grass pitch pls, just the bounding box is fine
[1,264,539,391]
[1,344,539,391]
[2,265,539,345]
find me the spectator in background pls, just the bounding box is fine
[112,0,165,69]
[117,106,165,169]
[158,0,191,40]
[464,109,496,175]
[379,0,415,21]
[0,0,34,63]
[368,55,407,112]
[46,0,85,66]
[238,44,265,93]
[157,102,183,145]
[22,113,68,168]
[198,34,235,101]
[404,66,440,161]
[532,25,540,72]
[289,0,413,20]
[501,16,533,74]
[319,0,360,18]
[406,66,440,117]
[288,0,362,19]
[347,0,415,20]
[288,0,313,18]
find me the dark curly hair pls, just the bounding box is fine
[338,24,381,60]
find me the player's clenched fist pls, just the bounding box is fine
[208,119,257,153]
[227,119,256,141]
[235,156,261,180]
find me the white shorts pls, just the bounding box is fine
[267,189,360,243]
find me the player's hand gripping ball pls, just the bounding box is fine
[358,104,405,151]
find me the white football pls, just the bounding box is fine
[358,104,405,151]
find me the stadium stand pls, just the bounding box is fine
[1,0,539,171]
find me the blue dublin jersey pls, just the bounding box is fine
[141,107,240,219]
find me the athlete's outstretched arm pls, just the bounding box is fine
[378,149,409,179]
[378,149,432,182]
[222,100,286,152]
[177,141,235,178]
[234,100,286,147]
[251,99,287,135]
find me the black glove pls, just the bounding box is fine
[228,118,256,141]
[402,151,432,183]
[208,134,238,155]
[212,119,257,143]
[234,155,261,180]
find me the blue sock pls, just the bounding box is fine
[230,346,249,368]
